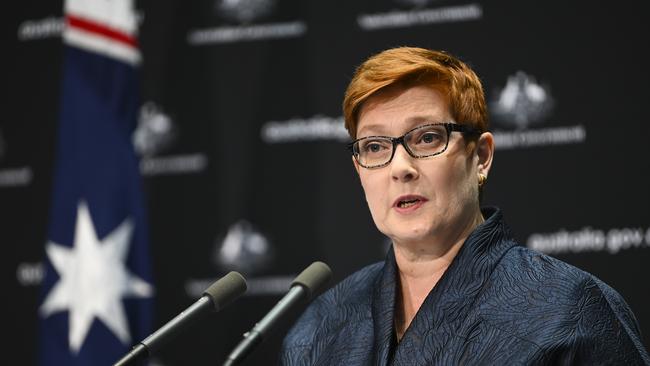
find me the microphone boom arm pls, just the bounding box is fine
[223,286,305,366]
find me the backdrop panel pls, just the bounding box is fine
[5,0,649,364]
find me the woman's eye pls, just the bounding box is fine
[362,141,388,153]
[367,143,382,152]
[420,132,441,144]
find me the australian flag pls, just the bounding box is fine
[38,0,154,365]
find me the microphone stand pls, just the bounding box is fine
[223,287,304,366]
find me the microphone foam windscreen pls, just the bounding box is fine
[203,271,247,311]
[292,261,332,299]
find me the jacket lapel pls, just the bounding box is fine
[371,249,398,366]
[391,208,516,364]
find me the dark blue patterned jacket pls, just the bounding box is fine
[280,208,650,365]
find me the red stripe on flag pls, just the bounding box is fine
[66,14,138,48]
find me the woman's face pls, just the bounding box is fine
[354,84,490,247]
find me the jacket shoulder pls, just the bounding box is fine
[282,261,383,348]
[496,246,633,314]
[484,246,649,363]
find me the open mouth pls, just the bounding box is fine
[394,195,426,210]
[398,198,421,208]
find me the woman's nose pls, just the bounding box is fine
[390,144,419,182]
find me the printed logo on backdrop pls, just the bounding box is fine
[0,128,33,188]
[185,220,295,298]
[261,115,349,143]
[491,71,554,129]
[17,16,64,41]
[489,71,586,150]
[217,0,275,23]
[212,220,274,275]
[133,102,208,176]
[357,0,482,31]
[187,0,307,45]
[396,0,442,7]
[133,102,177,157]
[527,226,650,255]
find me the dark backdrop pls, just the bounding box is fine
[4,0,649,364]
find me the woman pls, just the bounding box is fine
[280,47,649,365]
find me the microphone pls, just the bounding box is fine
[223,261,332,366]
[114,271,247,366]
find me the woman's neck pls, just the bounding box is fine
[392,209,484,341]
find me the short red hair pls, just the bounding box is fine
[343,47,488,139]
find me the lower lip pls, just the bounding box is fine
[393,200,427,214]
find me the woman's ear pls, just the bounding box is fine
[476,132,495,176]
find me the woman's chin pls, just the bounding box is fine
[389,229,435,247]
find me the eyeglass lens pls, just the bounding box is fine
[355,124,448,167]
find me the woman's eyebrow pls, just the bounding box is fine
[404,115,447,124]
[357,124,388,137]
[358,115,448,137]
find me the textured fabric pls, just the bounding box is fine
[280,207,650,365]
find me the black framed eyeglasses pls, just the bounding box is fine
[347,122,482,169]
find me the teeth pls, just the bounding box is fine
[399,199,419,208]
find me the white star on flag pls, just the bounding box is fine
[40,201,154,353]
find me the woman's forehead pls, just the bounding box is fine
[357,86,451,136]
[357,116,442,136]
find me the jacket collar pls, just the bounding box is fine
[371,207,516,365]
